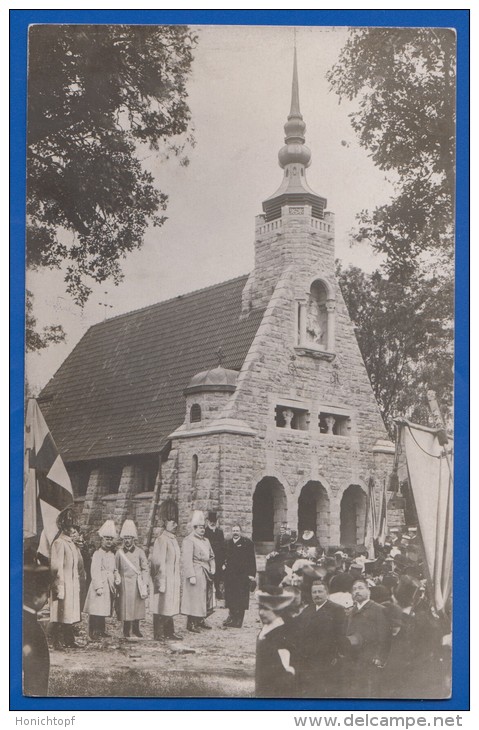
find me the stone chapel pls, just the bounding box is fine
[39,51,395,554]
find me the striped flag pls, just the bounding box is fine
[24,398,74,557]
[364,476,378,559]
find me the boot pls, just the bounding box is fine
[50,622,64,649]
[132,620,143,638]
[164,616,182,641]
[186,616,200,633]
[123,620,131,638]
[63,624,81,648]
[153,615,164,641]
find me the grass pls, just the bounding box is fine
[49,667,254,698]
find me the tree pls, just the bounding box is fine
[328,29,455,426]
[26,24,197,349]
[337,263,453,433]
[328,28,455,281]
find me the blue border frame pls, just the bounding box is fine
[10,9,470,712]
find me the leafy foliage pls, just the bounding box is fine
[329,28,455,427]
[337,264,453,434]
[27,25,197,316]
[26,290,65,353]
[328,28,455,281]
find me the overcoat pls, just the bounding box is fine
[204,526,225,573]
[345,599,391,697]
[291,600,346,697]
[180,532,215,618]
[224,536,257,611]
[83,547,119,617]
[150,530,181,617]
[49,533,81,624]
[115,546,149,621]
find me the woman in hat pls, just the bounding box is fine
[115,519,149,638]
[150,516,182,640]
[255,586,299,698]
[83,520,121,640]
[180,511,215,633]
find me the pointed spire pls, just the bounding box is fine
[262,42,327,221]
[289,46,301,118]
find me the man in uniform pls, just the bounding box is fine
[115,519,149,638]
[49,507,82,649]
[223,523,256,628]
[84,519,121,639]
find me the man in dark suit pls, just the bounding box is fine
[204,511,225,600]
[292,580,346,697]
[23,554,52,696]
[344,578,391,698]
[223,524,256,628]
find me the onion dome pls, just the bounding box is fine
[184,366,238,395]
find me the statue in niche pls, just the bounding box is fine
[325,415,336,434]
[305,294,327,348]
[282,408,294,429]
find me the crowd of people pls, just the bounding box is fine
[22,507,451,699]
[255,524,452,698]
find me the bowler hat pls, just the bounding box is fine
[256,586,298,612]
[207,511,217,523]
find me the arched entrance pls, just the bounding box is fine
[297,481,330,547]
[340,484,367,547]
[252,477,287,554]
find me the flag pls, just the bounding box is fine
[364,476,378,559]
[377,477,388,546]
[399,419,453,614]
[24,399,74,557]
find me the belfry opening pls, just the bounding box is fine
[340,484,367,547]
[297,480,330,546]
[252,477,287,553]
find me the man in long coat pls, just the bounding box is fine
[181,511,216,632]
[344,578,391,698]
[84,519,120,639]
[205,511,225,600]
[291,580,346,697]
[150,518,181,640]
[223,523,256,628]
[49,514,82,649]
[115,519,149,638]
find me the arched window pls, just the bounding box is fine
[190,403,202,422]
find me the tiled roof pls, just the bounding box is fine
[39,275,264,462]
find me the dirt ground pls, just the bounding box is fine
[46,599,259,697]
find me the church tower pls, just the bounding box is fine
[164,48,396,548]
[242,50,336,357]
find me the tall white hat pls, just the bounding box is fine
[120,519,138,538]
[98,519,117,538]
[191,510,205,527]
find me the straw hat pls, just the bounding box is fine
[256,586,298,612]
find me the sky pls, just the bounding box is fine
[26,25,394,393]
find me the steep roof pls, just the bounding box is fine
[39,275,264,462]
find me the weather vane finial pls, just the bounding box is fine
[216,347,224,366]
